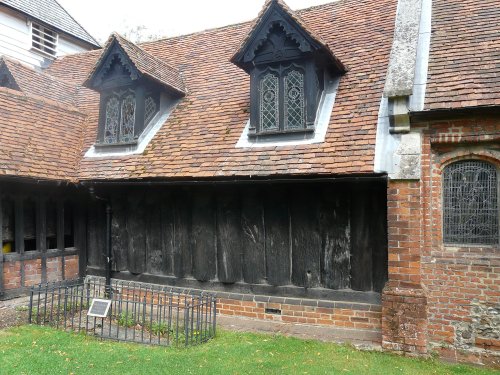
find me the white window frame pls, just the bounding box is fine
[30,21,58,58]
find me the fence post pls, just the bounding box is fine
[28,287,34,323]
[184,298,189,347]
[213,297,217,337]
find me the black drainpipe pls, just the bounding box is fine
[89,187,113,297]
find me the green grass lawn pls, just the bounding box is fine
[0,326,498,375]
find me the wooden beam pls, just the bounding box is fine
[0,189,4,297]
[14,196,24,288]
[57,200,65,280]
[37,197,47,283]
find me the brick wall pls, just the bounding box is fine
[217,297,381,332]
[382,180,428,355]
[386,114,500,366]
[2,253,79,297]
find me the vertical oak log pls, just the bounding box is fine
[291,188,322,288]
[173,190,192,278]
[0,191,4,297]
[240,188,266,284]
[319,186,351,290]
[264,187,290,286]
[57,200,65,280]
[160,192,175,276]
[350,187,373,291]
[127,190,147,274]
[36,197,47,283]
[145,192,163,275]
[216,189,242,283]
[191,189,216,282]
[110,193,128,272]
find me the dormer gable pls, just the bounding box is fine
[231,0,345,73]
[83,33,186,96]
[85,41,140,90]
[82,33,185,150]
[231,0,345,138]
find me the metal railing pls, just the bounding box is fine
[28,278,216,347]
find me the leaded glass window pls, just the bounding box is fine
[284,70,305,129]
[260,73,279,131]
[119,94,136,143]
[443,160,499,245]
[145,96,157,124]
[104,97,120,144]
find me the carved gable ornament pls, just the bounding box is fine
[231,0,345,73]
[84,39,140,90]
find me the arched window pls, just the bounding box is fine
[260,72,280,131]
[284,69,305,130]
[443,160,499,245]
[257,66,306,134]
[120,94,136,143]
[104,96,120,144]
[103,91,136,144]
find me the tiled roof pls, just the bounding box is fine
[83,33,186,96]
[425,0,500,110]
[0,87,86,182]
[51,0,396,181]
[0,56,78,108]
[0,0,99,47]
[231,0,346,72]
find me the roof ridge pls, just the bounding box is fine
[2,55,80,90]
[52,0,100,46]
[113,32,183,79]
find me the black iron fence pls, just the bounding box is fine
[28,278,217,347]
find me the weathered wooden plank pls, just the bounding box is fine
[264,187,290,286]
[240,189,266,284]
[145,193,163,275]
[0,191,4,297]
[319,186,351,290]
[216,189,242,283]
[36,198,47,283]
[160,192,174,276]
[191,190,216,282]
[74,200,87,278]
[87,200,106,268]
[110,194,128,272]
[370,185,388,293]
[291,188,322,288]
[173,190,191,278]
[127,191,147,274]
[350,187,373,292]
[14,197,24,253]
[57,200,65,280]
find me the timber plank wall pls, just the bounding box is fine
[87,181,388,302]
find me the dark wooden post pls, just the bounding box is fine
[15,196,24,288]
[37,197,47,283]
[105,203,112,296]
[0,189,4,298]
[57,200,65,280]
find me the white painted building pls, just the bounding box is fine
[0,0,99,68]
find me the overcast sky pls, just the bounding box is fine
[57,0,335,43]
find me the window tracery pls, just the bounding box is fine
[443,160,499,245]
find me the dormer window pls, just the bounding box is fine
[231,0,345,141]
[258,65,307,133]
[31,22,58,58]
[103,90,136,144]
[83,33,184,152]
